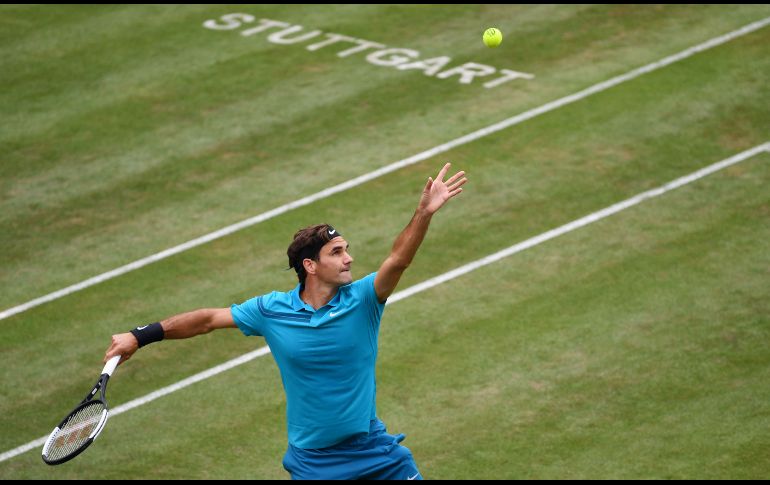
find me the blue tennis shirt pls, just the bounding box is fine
[230,272,385,449]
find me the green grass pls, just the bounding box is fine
[1,4,769,479]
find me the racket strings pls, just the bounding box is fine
[47,402,106,461]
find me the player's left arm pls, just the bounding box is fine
[374,163,467,303]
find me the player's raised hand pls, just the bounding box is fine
[418,162,467,215]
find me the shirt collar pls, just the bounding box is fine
[290,283,344,312]
[290,283,310,312]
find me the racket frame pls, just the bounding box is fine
[42,356,120,465]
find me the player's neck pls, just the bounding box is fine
[300,278,339,310]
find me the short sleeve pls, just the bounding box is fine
[230,296,265,336]
[353,272,386,323]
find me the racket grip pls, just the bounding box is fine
[102,355,121,376]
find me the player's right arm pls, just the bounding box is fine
[104,308,236,364]
[374,163,466,303]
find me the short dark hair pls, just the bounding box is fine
[287,224,340,286]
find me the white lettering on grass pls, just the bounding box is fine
[483,69,535,88]
[306,33,358,51]
[267,25,322,45]
[435,62,497,84]
[337,39,387,58]
[396,56,452,76]
[203,14,535,89]
[202,13,255,31]
[240,19,290,37]
[366,48,420,67]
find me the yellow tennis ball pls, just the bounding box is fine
[483,27,502,48]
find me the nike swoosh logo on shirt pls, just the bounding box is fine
[329,311,342,317]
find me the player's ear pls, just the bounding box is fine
[303,258,316,276]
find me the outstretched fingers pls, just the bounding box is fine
[445,170,466,186]
[444,168,467,194]
[447,175,467,197]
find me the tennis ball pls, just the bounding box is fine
[483,27,502,48]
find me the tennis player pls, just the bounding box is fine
[104,162,466,479]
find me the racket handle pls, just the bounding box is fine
[102,355,121,376]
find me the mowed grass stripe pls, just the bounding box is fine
[3,14,768,321]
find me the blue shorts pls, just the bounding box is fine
[282,418,422,480]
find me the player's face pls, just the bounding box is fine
[316,237,354,286]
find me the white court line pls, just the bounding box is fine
[2,16,768,322]
[2,142,767,464]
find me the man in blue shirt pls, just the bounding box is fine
[104,163,467,479]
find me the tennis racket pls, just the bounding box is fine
[42,355,121,465]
